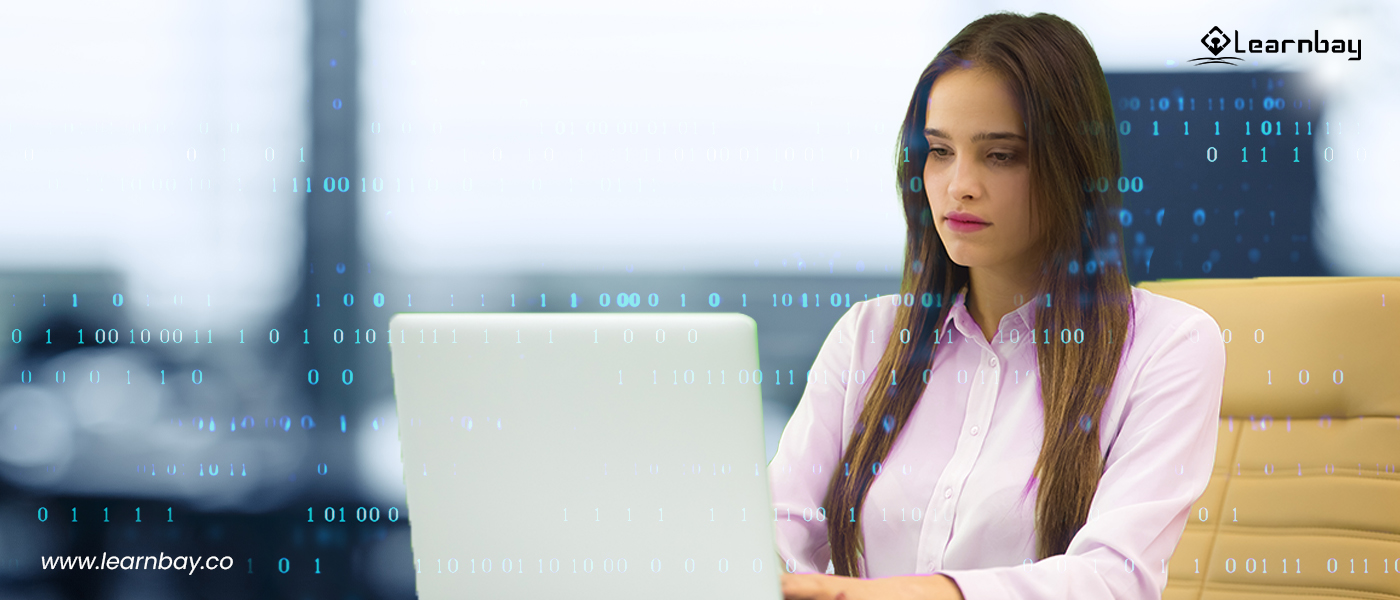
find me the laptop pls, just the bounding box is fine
[388,312,783,600]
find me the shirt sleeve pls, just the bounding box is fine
[768,301,867,575]
[935,309,1227,600]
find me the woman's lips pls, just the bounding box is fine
[944,210,987,224]
[946,218,990,233]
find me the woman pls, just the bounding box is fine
[771,12,1226,600]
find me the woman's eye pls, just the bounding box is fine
[929,147,950,158]
[990,152,1014,163]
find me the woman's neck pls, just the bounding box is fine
[964,267,1038,343]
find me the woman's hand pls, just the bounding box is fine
[781,573,863,600]
[781,573,965,600]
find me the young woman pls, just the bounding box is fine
[771,12,1227,600]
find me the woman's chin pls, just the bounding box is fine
[945,253,983,269]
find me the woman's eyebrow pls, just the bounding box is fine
[924,127,1026,142]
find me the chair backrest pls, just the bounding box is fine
[1138,276,1400,599]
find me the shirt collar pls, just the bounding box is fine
[942,284,1039,340]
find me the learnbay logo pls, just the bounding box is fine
[1192,26,1242,65]
[1190,25,1361,66]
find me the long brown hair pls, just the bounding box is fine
[821,12,1135,577]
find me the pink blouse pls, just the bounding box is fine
[768,285,1226,599]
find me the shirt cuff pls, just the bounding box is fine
[934,568,1011,600]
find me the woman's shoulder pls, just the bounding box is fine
[1124,285,1226,374]
[1129,285,1224,339]
[842,294,904,330]
[819,295,903,361]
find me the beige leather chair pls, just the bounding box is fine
[1138,276,1400,599]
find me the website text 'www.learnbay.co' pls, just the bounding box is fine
[41,553,233,575]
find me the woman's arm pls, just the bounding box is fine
[769,301,868,574]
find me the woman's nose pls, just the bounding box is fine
[946,156,983,200]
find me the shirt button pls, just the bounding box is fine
[944,488,952,499]
[990,357,998,367]
[970,426,979,436]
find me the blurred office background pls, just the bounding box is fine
[0,0,1395,598]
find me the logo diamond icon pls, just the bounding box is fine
[1201,26,1230,56]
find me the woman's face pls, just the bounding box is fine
[923,67,1040,274]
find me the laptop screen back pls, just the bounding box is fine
[389,312,782,600]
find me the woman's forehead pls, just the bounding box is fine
[925,68,1025,136]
